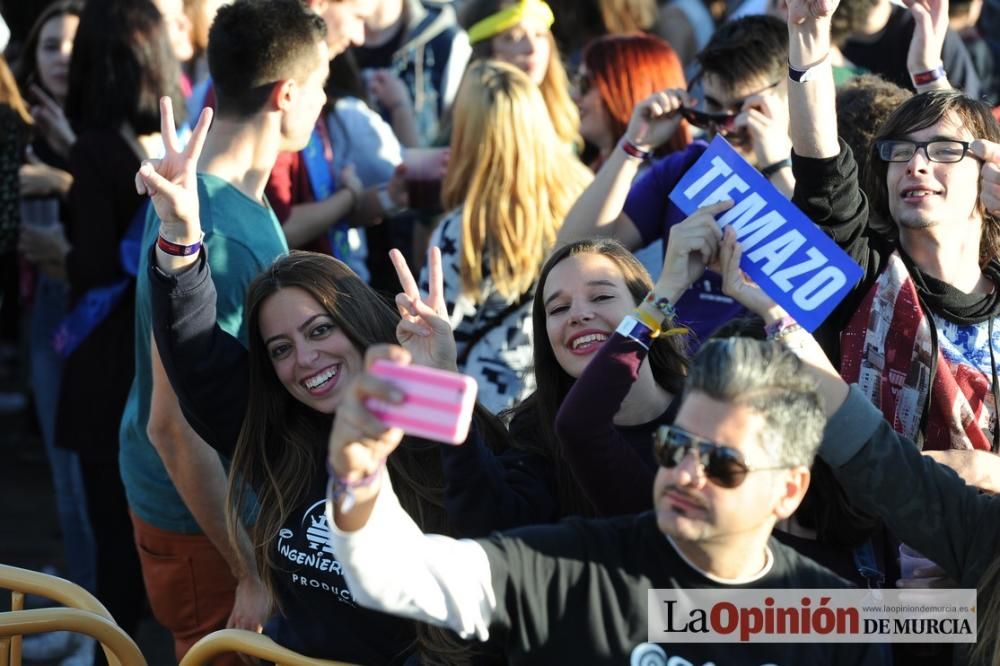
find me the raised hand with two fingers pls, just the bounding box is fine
[904,0,950,78]
[390,247,458,372]
[135,97,213,247]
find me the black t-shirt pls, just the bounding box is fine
[479,512,883,665]
[265,473,416,664]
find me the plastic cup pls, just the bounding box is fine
[20,197,60,230]
[403,148,447,214]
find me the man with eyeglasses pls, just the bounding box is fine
[787,0,1000,490]
[559,15,794,347]
[318,340,882,665]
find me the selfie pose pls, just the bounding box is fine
[142,100,505,664]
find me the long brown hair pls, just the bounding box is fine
[507,238,688,517]
[228,251,495,664]
[442,60,592,302]
[13,0,84,98]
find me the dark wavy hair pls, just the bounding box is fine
[229,251,503,664]
[507,238,688,517]
[865,90,1000,267]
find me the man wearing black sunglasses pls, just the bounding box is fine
[321,340,882,665]
[559,16,795,347]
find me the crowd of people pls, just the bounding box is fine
[2,0,1000,663]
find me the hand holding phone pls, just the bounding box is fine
[365,359,477,445]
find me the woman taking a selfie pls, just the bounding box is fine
[143,117,504,663]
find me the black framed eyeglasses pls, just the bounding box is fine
[653,425,788,489]
[876,139,973,164]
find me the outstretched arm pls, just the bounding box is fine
[786,0,840,160]
[325,345,499,639]
[557,89,693,248]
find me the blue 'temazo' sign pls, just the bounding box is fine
[668,136,863,332]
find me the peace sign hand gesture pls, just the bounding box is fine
[391,247,458,372]
[135,97,213,248]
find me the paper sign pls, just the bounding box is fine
[668,136,863,332]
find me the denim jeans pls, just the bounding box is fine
[29,273,96,592]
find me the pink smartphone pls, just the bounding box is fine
[366,360,478,445]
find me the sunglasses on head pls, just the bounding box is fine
[653,425,788,489]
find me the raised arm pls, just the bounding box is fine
[136,99,252,452]
[325,345,499,639]
[718,231,1000,586]
[392,248,558,534]
[905,0,954,92]
[556,202,728,514]
[557,89,693,249]
[786,0,840,160]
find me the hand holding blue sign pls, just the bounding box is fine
[719,226,785,323]
[657,200,731,302]
[669,136,863,331]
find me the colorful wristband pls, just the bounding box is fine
[616,315,655,350]
[620,138,651,161]
[327,461,385,514]
[156,232,204,257]
[911,64,946,87]
[765,315,803,342]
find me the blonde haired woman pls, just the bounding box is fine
[420,59,592,412]
[460,0,579,149]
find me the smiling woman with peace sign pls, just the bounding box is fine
[142,116,508,661]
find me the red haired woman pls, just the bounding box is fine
[572,33,690,170]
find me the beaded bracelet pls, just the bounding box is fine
[645,292,678,320]
[327,461,385,514]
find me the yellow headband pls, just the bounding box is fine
[467,0,555,46]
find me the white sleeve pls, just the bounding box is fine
[440,31,472,111]
[326,475,498,642]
